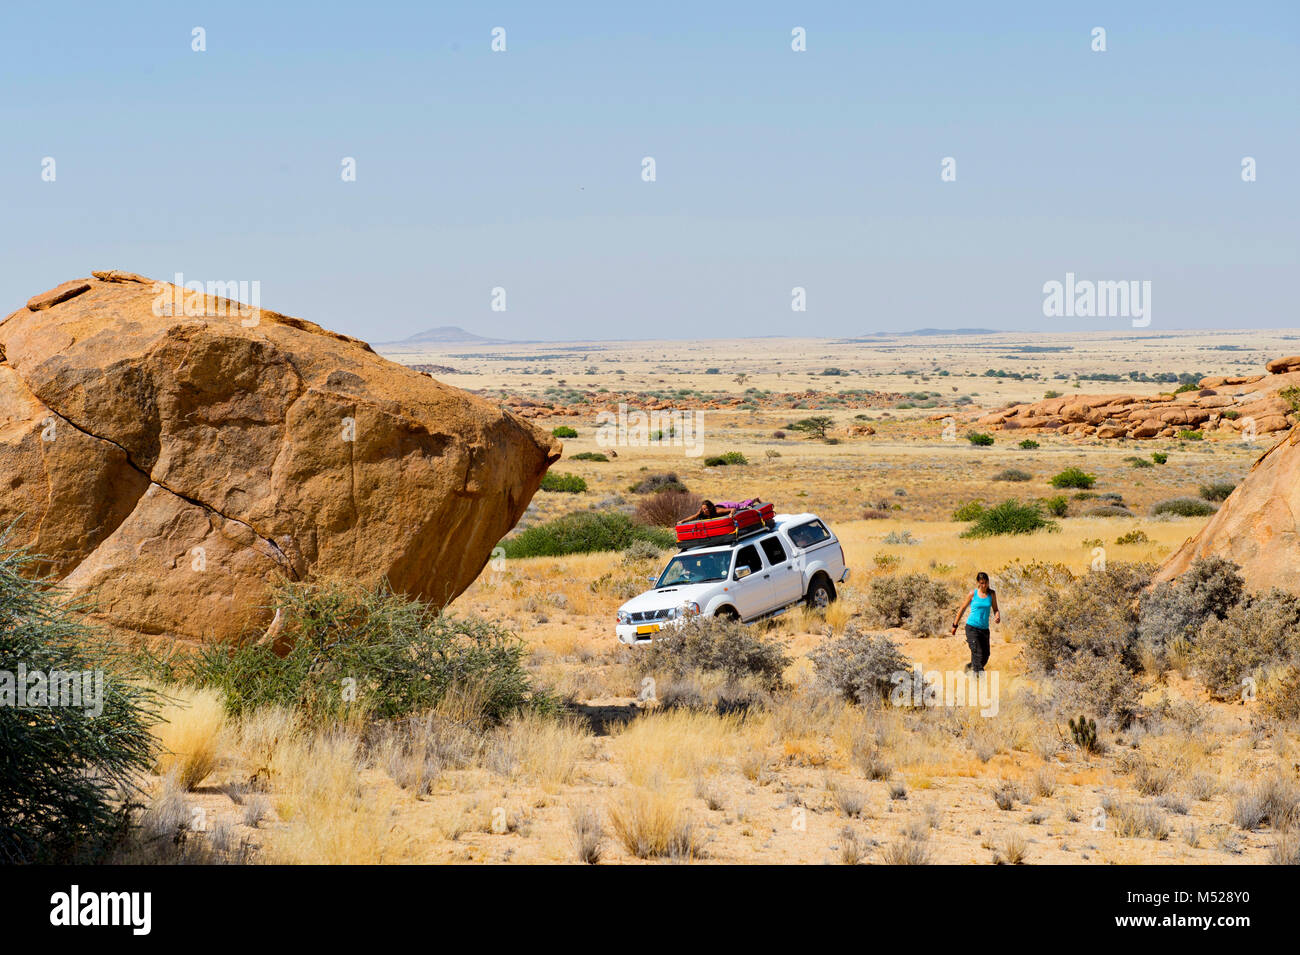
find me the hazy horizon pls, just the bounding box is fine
[373,325,1300,348]
[4,1,1297,340]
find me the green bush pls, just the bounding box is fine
[551,426,578,438]
[952,501,986,522]
[1,544,159,862]
[961,500,1057,538]
[1042,495,1069,517]
[1178,430,1204,441]
[1199,481,1236,502]
[1127,456,1153,469]
[966,432,995,446]
[148,580,544,723]
[502,511,675,558]
[1151,497,1217,517]
[704,451,748,467]
[1050,467,1096,489]
[569,451,608,462]
[1018,439,1040,449]
[1152,452,1168,464]
[540,472,587,493]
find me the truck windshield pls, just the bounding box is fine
[655,551,732,588]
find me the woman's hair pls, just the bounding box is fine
[975,571,990,585]
[701,500,716,517]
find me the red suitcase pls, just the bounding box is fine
[675,502,775,545]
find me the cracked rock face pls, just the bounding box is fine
[1155,424,1300,594]
[0,273,561,645]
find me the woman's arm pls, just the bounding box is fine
[951,594,972,633]
[991,590,1001,624]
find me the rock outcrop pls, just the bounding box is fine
[0,272,561,645]
[1154,424,1300,594]
[973,358,1299,440]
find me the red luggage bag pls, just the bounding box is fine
[675,502,774,545]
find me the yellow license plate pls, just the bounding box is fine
[636,624,661,635]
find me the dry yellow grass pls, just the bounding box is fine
[265,729,411,864]
[493,710,590,791]
[607,786,700,859]
[611,708,743,789]
[150,687,226,790]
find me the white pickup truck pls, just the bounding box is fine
[615,512,851,644]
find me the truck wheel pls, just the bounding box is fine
[805,576,835,610]
[715,606,739,621]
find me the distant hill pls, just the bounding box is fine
[381,326,507,346]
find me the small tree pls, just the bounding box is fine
[789,416,835,440]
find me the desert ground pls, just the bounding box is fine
[116,331,1300,865]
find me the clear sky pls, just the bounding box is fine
[2,1,1296,341]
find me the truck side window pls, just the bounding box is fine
[734,544,763,577]
[787,520,831,549]
[760,536,787,565]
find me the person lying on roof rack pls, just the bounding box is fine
[686,497,762,522]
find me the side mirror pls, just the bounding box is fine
[647,575,658,584]
[735,566,752,580]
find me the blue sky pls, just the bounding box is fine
[2,1,1296,340]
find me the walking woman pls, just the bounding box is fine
[951,572,1000,673]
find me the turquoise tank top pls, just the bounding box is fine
[966,590,992,628]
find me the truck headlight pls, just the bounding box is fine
[617,611,631,625]
[684,602,701,616]
[663,607,681,620]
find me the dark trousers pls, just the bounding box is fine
[965,625,991,673]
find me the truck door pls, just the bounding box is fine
[728,543,775,619]
[759,534,803,608]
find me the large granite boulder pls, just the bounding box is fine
[1154,424,1300,594]
[0,271,560,644]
